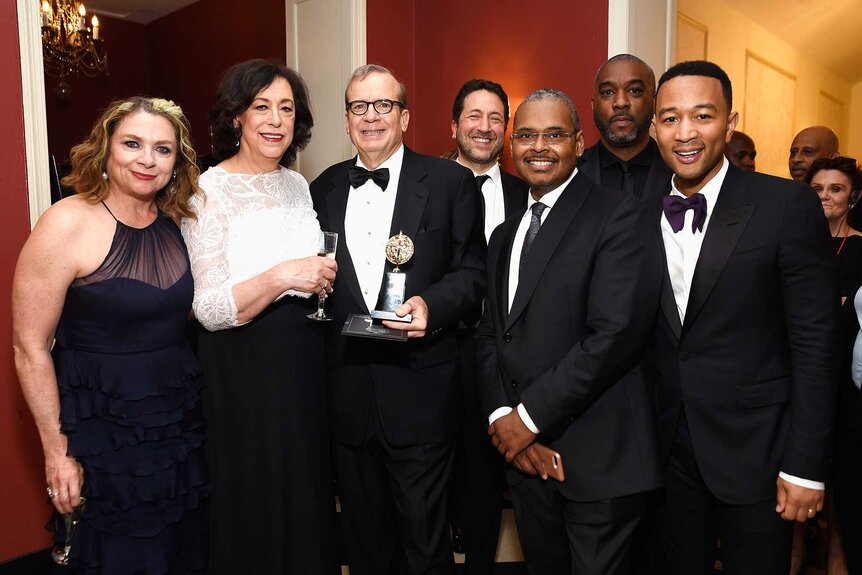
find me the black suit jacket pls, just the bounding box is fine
[644,165,839,504]
[310,147,486,447]
[499,170,529,220]
[475,171,663,502]
[579,138,672,201]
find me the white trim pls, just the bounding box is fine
[17,0,51,229]
[607,0,630,57]
[350,0,366,71]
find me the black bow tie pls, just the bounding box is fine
[349,166,390,191]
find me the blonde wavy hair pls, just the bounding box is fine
[62,96,201,220]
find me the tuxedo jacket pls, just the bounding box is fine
[310,147,486,447]
[644,165,839,504]
[475,171,663,502]
[499,170,529,219]
[578,138,673,201]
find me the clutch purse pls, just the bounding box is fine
[51,497,86,566]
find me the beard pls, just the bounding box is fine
[594,111,652,148]
[456,130,504,167]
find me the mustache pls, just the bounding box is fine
[610,113,634,121]
[468,129,497,139]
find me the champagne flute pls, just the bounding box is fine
[307,231,338,321]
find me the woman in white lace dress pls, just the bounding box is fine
[180,59,338,575]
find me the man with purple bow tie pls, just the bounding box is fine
[646,60,839,574]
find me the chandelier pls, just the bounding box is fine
[39,0,108,97]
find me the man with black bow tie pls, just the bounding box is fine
[310,64,485,574]
[647,60,838,574]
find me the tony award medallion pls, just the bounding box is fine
[370,231,414,323]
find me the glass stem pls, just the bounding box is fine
[316,295,326,317]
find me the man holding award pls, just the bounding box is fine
[474,89,662,574]
[310,64,485,574]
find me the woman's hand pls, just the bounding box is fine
[279,256,338,295]
[45,450,84,514]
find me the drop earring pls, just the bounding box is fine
[102,171,108,180]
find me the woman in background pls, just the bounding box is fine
[12,97,208,573]
[181,59,338,574]
[807,157,862,575]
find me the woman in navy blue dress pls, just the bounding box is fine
[12,97,208,573]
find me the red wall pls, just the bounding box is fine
[368,0,606,171]
[0,3,54,561]
[147,0,288,158]
[45,15,150,163]
[46,0,288,165]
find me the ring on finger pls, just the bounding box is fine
[46,486,57,498]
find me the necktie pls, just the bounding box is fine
[349,166,390,191]
[620,161,635,197]
[475,175,490,220]
[663,193,707,233]
[519,202,547,276]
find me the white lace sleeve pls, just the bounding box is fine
[181,191,242,331]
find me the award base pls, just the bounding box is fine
[369,310,412,323]
[342,314,408,342]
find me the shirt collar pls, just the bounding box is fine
[669,156,729,216]
[597,138,657,169]
[526,168,578,213]
[356,144,404,174]
[458,159,502,186]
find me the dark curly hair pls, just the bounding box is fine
[805,156,862,194]
[210,59,313,167]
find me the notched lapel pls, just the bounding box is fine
[683,176,754,333]
[506,175,590,331]
[326,165,370,314]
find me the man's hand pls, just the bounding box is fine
[383,296,428,338]
[512,449,540,477]
[488,410,537,462]
[775,476,825,522]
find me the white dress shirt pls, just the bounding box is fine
[660,157,821,491]
[344,145,404,312]
[458,160,506,242]
[489,169,579,433]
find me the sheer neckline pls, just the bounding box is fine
[101,200,160,230]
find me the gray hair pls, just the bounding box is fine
[345,64,408,108]
[520,88,580,132]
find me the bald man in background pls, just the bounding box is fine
[788,126,839,181]
[726,131,757,172]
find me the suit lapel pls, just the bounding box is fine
[326,162,370,314]
[501,172,528,219]
[505,173,590,331]
[682,168,754,333]
[641,144,673,201]
[494,218,519,328]
[649,195,683,341]
[388,147,429,247]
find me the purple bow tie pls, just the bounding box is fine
[663,193,707,233]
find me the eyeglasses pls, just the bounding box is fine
[346,99,404,116]
[511,130,576,145]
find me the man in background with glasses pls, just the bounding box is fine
[475,88,662,574]
[310,64,485,575]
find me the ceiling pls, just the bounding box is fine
[86,0,201,24]
[84,0,862,84]
[724,0,862,83]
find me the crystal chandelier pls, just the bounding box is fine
[39,0,108,97]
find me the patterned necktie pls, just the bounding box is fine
[663,193,707,233]
[519,202,548,275]
[349,166,390,191]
